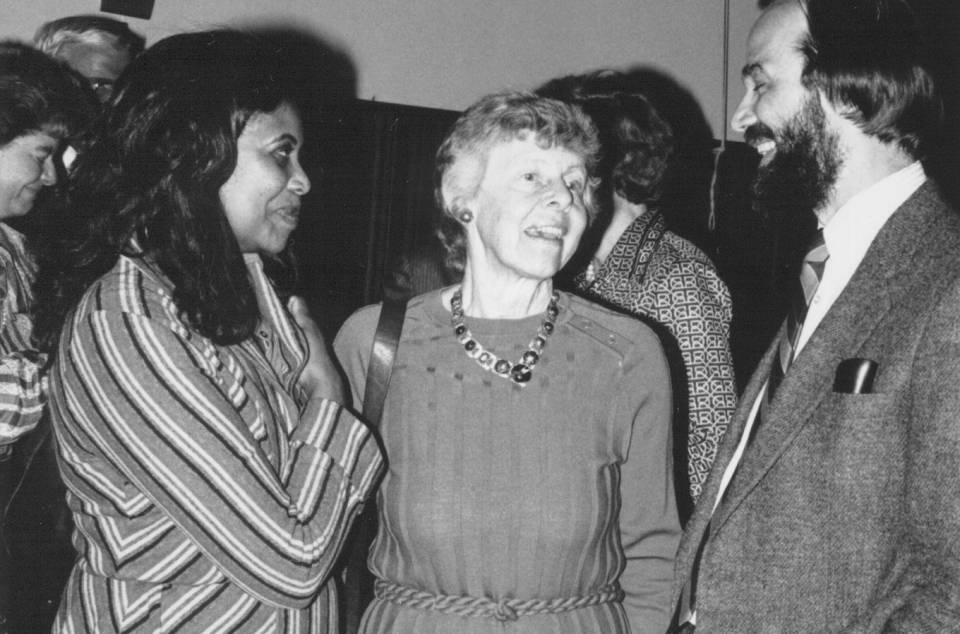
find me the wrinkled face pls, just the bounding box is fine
[465,134,589,282]
[219,102,311,255]
[0,130,59,220]
[56,39,131,102]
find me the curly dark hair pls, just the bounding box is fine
[578,92,674,207]
[537,70,675,208]
[33,30,291,352]
[0,40,95,146]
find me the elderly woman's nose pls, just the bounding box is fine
[548,179,574,209]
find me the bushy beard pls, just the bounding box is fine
[748,94,843,226]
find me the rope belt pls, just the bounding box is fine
[374,579,624,622]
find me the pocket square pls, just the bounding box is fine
[833,358,878,394]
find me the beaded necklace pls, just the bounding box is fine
[450,288,560,385]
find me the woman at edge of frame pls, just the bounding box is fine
[32,30,384,632]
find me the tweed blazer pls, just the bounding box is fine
[673,181,960,632]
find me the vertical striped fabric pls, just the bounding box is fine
[50,254,384,633]
[335,290,680,634]
[0,222,46,453]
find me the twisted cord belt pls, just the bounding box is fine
[374,579,624,622]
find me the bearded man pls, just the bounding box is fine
[671,0,960,631]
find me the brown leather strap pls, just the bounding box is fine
[342,297,406,634]
[362,297,406,427]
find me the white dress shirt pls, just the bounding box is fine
[682,162,927,627]
[712,161,927,515]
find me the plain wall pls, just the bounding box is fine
[4,0,763,140]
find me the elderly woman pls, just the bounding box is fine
[33,31,383,632]
[540,76,737,505]
[335,92,680,633]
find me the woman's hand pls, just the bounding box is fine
[287,296,345,402]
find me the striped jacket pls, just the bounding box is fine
[0,222,45,455]
[50,254,383,632]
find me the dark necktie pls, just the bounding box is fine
[767,230,830,399]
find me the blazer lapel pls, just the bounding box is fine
[710,181,943,534]
[674,338,776,589]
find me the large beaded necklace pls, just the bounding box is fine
[449,288,560,385]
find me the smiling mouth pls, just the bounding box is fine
[753,139,776,165]
[745,124,778,166]
[524,225,566,241]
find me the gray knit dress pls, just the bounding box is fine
[334,289,680,634]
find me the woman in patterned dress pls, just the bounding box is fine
[540,74,737,507]
[335,92,680,633]
[32,31,383,632]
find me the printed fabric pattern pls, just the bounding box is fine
[575,210,736,500]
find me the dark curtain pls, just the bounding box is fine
[293,99,458,336]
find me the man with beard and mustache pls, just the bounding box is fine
[670,0,960,632]
[749,90,841,229]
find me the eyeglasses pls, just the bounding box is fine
[88,78,116,102]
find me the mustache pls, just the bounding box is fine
[744,122,776,147]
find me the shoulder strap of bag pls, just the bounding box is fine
[344,296,406,634]
[361,296,407,426]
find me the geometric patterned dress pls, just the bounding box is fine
[574,208,737,500]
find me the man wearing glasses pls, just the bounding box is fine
[34,15,144,102]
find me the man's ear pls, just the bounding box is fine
[818,88,858,120]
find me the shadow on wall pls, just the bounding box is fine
[247,27,364,333]
[249,25,358,121]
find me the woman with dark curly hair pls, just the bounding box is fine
[0,40,95,630]
[33,30,383,632]
[335,91,679,633]
[0,41,93,455]
[539,74,737,507]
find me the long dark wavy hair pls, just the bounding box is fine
[33,30,291,352]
